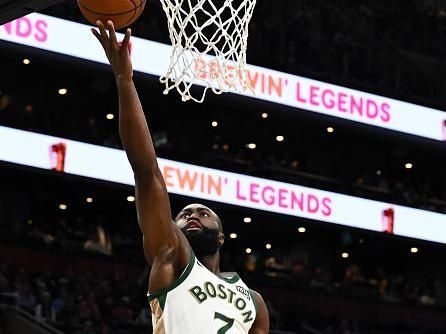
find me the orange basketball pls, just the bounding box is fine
[78,0,146,30]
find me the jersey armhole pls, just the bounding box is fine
[147,250,196,307]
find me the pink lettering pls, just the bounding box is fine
[366,100,379,119]
[291,191,304,211]
[338,93,348,112]
[34,20,48,42]
[322,198,332,216]
[278,189,288,208]
[249,183,260,203]
[236,180,247,201]
[307,194,319,213]
[232,182,332,217]
[309,86,320,106]
[295,82,307,104]
[350,96,363,116]
[381,103,391,123]
[16,17,32,38]
[3,22,12,34]
[262,186,275,206]
[294,83,391,124]
[321,89,335,109]
[1,18,48,42]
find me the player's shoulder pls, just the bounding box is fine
[250,289,266,306]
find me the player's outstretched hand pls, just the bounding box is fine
[91,20,133,80]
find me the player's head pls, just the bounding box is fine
[175,203,224,258]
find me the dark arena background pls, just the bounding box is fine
[1,1,446,333]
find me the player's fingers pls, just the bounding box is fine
[107,20,118,47]
[96,20,108,39]
[121,28,131,50]
[91,28,110,59]
[91,28,105,48]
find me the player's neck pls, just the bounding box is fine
[198,252,221,275]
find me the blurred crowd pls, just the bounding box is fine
[0,169,445,334]
[251,247,443,308]
[0,238,445,334]
[0,251,151,334]
[3,212,444,312]
[250,0,446,106]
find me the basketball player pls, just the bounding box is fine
[92,21,270,333]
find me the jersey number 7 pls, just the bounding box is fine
[214,312,235,334]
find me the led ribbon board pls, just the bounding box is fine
[0,125,445,244]
[0,14,445,141]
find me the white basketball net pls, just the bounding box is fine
[159,0,257,102]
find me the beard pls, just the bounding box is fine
[182,226,220,258]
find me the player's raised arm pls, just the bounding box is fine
[91,21,189,268]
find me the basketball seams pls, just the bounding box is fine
[78,0,146,17]
[126,0,146,26]
[125,0,139,26]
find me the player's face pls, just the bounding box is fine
[176,204,220,231]
[175,204,224,257]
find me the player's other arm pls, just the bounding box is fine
[250,291,270,334]
[91,21,190,269]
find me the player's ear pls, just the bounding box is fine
[218,232,225,247]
